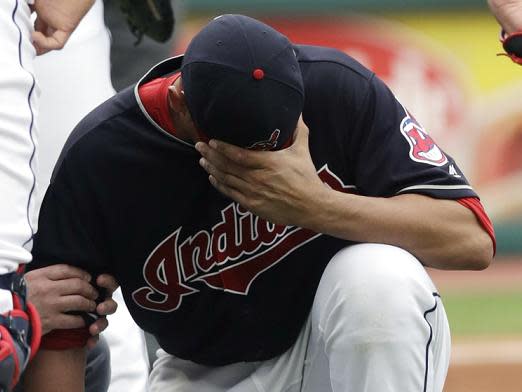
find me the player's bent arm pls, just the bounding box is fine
[23,348,86,392]
[305,191,493,270]
[196,119,493,271]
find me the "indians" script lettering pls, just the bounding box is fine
[132,164,355,312]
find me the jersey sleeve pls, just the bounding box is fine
[458,197,497,254]
[28,152,109,349]
[29,155,107,275]
[349,75,477,200]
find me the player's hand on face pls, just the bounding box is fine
[25,264,98,335]
[31,0,95,55]
[86,274,119,349]
[195,116,327,228]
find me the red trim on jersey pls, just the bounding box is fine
[457,197,496,255]
[40,327,90,350]
[139,73,215,144]
[138,73,180,136]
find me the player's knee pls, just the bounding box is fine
[316,244,437,337]
[323,243,434,296]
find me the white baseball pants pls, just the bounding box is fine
[149,243,451,392]
[0,0,39,313]
[0,0,39,275]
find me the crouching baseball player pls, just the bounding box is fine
[24,14,495,392]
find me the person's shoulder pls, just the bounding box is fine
[295,44,374,82]
[67,86,138,147]
[53,86,140,178]
[296,45,376,116]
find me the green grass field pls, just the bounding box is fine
[441,290,522,336]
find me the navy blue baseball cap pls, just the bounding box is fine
[181,14,304,150]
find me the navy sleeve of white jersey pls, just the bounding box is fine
[29,154,108,276]
[349,75,477,199]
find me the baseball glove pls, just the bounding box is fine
[0,272,41,391]
[500,30,522,65]
[117,0,175,44]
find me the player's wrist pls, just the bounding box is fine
[300,187,357,237]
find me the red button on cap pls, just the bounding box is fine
[252,68,265,80]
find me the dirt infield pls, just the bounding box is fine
[445,362,522,392]
[445,339,522,392]
[428,258,522,392]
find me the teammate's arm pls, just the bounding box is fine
[488,0,522,34]
[31,0,96,54]
[195,118,494,271]
[23,348,86,392]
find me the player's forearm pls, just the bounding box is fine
[305,191,493,270]
[23,348,86,392]
[488,0,522,33]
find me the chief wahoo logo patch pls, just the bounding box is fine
[248,129,280,151]
[400,111,448,167]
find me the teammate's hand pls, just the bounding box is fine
[488,0,522,34]
[86,274,119,349]
[195,116,328,228]
[31,0,95,55]
[25,265,98,335]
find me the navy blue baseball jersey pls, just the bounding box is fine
[30,46,478,365]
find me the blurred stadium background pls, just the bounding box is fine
[124,0,522,390]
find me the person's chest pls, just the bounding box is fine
[94,129,354,311]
